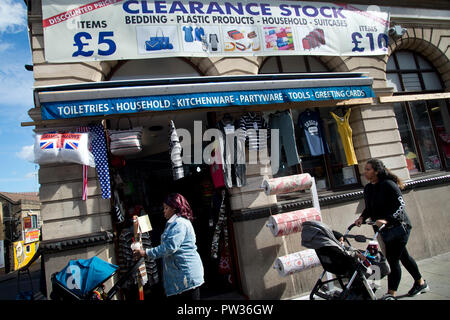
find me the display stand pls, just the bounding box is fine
[266,175,335,292]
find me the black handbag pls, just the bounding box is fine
[380,223,408,243]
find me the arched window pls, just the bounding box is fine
[259,56,328,74]
[259,56,360,191]
[107,58,202,81]
[388,50,450,173]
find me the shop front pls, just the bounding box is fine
[25,0,450,300]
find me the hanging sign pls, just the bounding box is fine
[41,0,390,62]
[41,85,375,120]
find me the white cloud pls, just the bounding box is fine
[24,171,37,179]
[0,0,27,34]
[0,42,12,52]
[16,144,34,162]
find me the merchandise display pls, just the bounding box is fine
[169,120,184,180]
[269,110,301,169]
[298,109,329,156]
[262,173,313,196]
[274,249,321,276]
[267,208,322,237]
[330,108,358,166]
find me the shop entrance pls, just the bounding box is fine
[109,112,239,300]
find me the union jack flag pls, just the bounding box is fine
[39,133,59,150]
[61,133,81,150]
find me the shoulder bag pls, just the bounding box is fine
[108,117,143,156]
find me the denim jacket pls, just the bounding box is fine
[146,215,204,296]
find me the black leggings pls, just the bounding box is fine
[384,230,422,291]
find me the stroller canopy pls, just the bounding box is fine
[55,256,118,296]
[301,221,343,251]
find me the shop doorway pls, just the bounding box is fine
[109,114,240,300]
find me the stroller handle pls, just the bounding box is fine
[345,220,374,235]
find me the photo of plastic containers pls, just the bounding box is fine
[263,27,295,51]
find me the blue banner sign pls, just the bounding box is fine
[41,85,374,120]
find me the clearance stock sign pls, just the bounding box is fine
[41,0,390,62]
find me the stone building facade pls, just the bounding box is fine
[25,0,450,299]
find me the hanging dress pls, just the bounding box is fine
[330,108,358,166]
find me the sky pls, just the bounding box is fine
[0,0,39,192]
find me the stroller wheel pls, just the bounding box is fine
[380,294,397,300]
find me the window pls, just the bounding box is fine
[108,58,202,80]
[260,57,360,192]
[387,50,450,174]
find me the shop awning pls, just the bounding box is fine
[26,73,375,124]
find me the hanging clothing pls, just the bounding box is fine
[239,112,269,151]
[330,108,358,166]
[89,124,111,199]
[217,114,246,188]
[269,110,301,169]
[298,109,329,157]
[169,120,184,180]
[211,190,227,259]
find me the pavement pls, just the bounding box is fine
[293,251,450,300]
[1,252,449,300]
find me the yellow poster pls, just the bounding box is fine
[13,241,39,271]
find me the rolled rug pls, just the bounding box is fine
[267,208,321,237]
[274,249,321,277]
[262,174,313,195]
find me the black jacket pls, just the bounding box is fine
[361,179,412,228]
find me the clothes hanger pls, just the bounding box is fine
[331,106,348,117]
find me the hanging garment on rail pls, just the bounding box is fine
[169,120,184,180]
[89,124,111,199]
[298,109,329,157]
[330,108,358,166]
[239,112,269,151]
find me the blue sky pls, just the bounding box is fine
[0,0,38,192]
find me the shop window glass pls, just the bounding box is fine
[386,57,397,70]
[396,51,417,70]
[401,73,422,91]
[417,55,433,69]
[386,73,402,92]
[410,101,442,170]
[280,56,307,73]
[429,100,450,168]
[422,72,443,91]
[393,103,420,174]
[108,58,201,80]
[259,57,280,74]
[307,56,328,72]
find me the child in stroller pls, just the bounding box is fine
[301,220,392,300]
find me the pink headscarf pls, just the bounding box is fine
[164,193,194,221]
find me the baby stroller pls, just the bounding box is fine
[301,220,393,300]
[50,256,144,301]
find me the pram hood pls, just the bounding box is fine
[301,221,343,251]
[55,256,118,296]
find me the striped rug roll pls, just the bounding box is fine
[262,174,313,195]
[274,249,321,277]
[267,208,321,237]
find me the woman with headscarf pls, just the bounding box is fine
[354,158,429,298]
[133,193,204,300]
